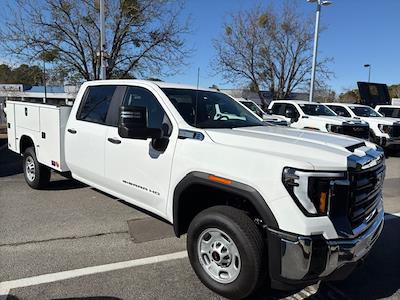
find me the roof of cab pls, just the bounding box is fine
[82,79,218,92]
[325,103,367,107]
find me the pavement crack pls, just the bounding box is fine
[0,230,128,247]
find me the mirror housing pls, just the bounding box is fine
[266,108,273,115]
[118,106,162,140]
[284,108,296,119]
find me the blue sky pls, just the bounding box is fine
[2,0,399,94]
[168,0,400,94]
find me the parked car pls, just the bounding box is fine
[236,98,288,126]
[375,105,400,119]
[7,80,385,299]
[268,100,370,139]
[326,103,400,150]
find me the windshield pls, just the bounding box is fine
[299,104,337,116]
[240,101,264,117]
[161,88,264,128]
[350,106,382,117]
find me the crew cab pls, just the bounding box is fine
[236,98,288,126]
[375,105,400,119]
[268,100,370,140]
[6,80,385,299]
[326,103,400,150]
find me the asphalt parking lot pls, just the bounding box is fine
[0,140,399,300]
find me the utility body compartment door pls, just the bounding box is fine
[5,102,17,151]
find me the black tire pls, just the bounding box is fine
[23,147,51,189]
[187,206,266,299]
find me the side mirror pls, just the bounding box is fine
[266,108,273,115]
[118,106,162,140]
[285,108,296,119]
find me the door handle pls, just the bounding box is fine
[67,128,77,134]
[107,138,121,144]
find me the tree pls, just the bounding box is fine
[0,0,191,81]
[0,63,44,85]
[212,2,332,106]
[339,88,360,103]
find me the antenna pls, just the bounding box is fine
[194,67,200,126]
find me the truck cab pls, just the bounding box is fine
[326,103,400,150]
[7,80,385,299]
[375,105,400,119]
[268,100,370,140]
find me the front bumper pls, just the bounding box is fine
[267,207,384,290]
[374,135,400,148]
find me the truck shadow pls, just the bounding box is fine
[43,178,87,191]
[0,147,22,177]
[315,214,400,300]
[4,296,122,300]
[251,214,400,300]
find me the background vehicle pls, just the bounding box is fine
[6,80,385,299]
[326,103,400,150]
[375,105,400,119]
[236,98,288,126]
[268,100,370,139]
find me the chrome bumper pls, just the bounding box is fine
[268,207,384,282]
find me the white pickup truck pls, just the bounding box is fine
[235,98,288,126]
[6,80,385,299]
[268,100,370,140]
[326,103,400,151]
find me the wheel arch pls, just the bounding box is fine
[172,171,278,237]
[19,135,35,154]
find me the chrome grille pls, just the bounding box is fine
[348,163,385,228]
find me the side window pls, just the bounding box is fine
[77,85,116,124]
[330,106,351,117]
[123,87,172,137]
[272,103,283,115]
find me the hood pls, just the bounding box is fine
[205,126,375,170]
[357,116,400,125]
[308,115,367,125]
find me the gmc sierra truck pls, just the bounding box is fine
[6,80,385,299]
[268,100,370,140]
[326,103,400,151]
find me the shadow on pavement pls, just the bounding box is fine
[314,213,400,299]
[4,296,122,300]
[44,178,87,191]
[0,146,22,177]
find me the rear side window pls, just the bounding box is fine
[77,86,117,124]
[122,86,172,136]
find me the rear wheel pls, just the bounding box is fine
[187,206,266,299]
[23,147,51,189]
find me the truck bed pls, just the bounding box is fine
[6,100,72,172]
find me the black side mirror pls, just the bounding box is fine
[285,108,296,119]
[266,108,273,115]
[118,106,162,140]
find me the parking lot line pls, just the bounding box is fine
[0,250,188,299]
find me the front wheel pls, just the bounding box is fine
[23,147,51,189]
[187,206,266,299]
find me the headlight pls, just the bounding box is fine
[326,124,343,133]
[282,167,346,216]
[378,124,392,134]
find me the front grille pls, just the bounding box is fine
[391,124,400,138]
[348,163,385,228]
[342,125,370,140]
